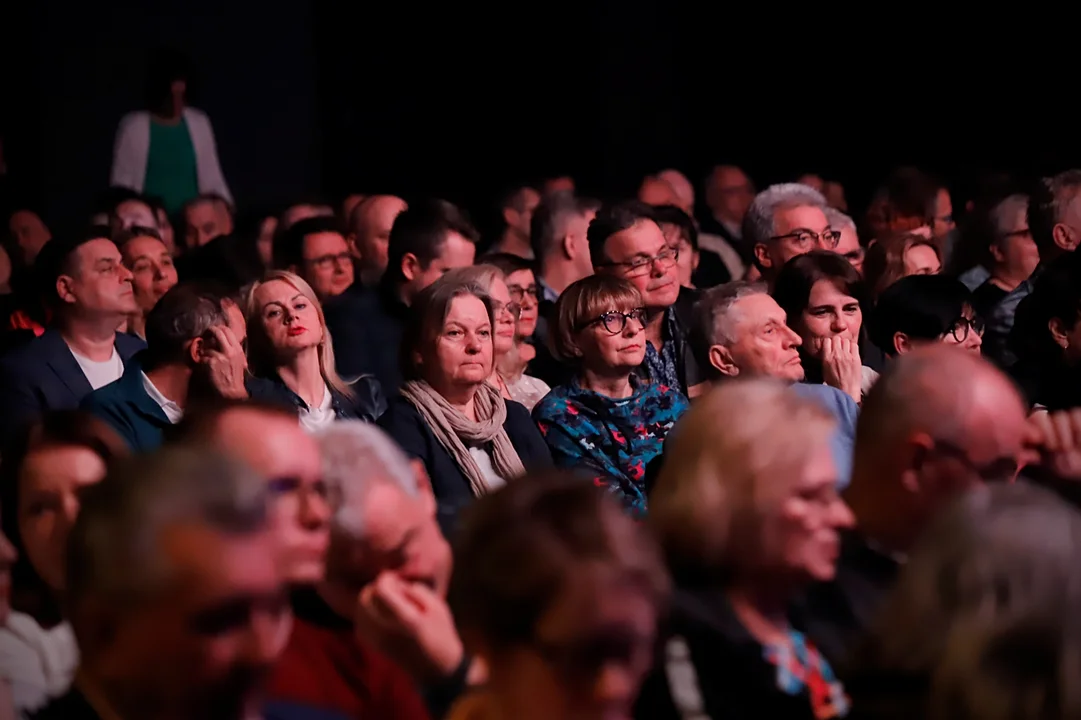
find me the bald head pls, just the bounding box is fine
[858,347,1025,456]
[349,195,407,283]
[850,347,1028,550]
[638,176,681,209]
[656,169,695,214]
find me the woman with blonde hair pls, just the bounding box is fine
[638,379,855,720]
[455,263,550,410]
[245,270,385,430]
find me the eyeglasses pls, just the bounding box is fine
[928,438,1018,482]
[507,284,539,303]
[598,247,679,278]
[947,316,985,343]
[770,229,841,252]
[581,308,647,335]
[306,251,353,270]
[493,300,522,320]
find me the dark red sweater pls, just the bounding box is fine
[264,587,431,720]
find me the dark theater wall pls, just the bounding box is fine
[18,1,320,234]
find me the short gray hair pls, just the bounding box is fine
[531,191,587,261]
[66,446,269,608]
[693,280,769,354]
[989,193,1029,246]
[743,183,828,247]
[317,421,418,539]
[823,206,856,233]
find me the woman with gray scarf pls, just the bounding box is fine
[378,270,551,538]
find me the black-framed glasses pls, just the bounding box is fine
[493,300,522,320]
[597,247,679,278]
[928,438,1018,482]
[946,316,985,343]
[507,284,539,303]
[306,251,353,270]
[580,307,647,335]
[770,229,841,251]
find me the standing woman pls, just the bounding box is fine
[110,48,232,217]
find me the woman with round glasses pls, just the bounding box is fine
[476,255,550,409]
[457,264,551,411]
[532,275,689,517]
[869,274,984,358]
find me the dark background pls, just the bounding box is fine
[0,2,1064,235]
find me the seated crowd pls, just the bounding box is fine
[4,153,1081,720]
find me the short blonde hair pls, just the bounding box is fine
[550,275,643,363]
[649,379,835,584]
[244,270,353,399]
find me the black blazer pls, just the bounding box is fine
[248,373,387,423]
[378,395,551,539]
[0,329,145,442]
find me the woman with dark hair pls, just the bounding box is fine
[378,269,550,537]
[448,471,669,720]
[870,274,984,358]
[110,47,231,216]
[1008,251,1081,410]
[0,411,128,715]
[772,251,879,402]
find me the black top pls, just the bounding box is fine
[635,585,849,720]
[249,373,387,422]
[323,283,410,395]
[29,686,100,720]
[970,278,1010,319]
[378,395,551,539]
[798,530,903,668]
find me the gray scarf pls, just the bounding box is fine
[399,380,526,496]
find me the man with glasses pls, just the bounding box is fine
[803,346,1030,663]
[743,183,837,286]
[589,200,707,398]
[274,216,356,302]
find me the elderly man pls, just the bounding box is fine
[266,421,454,718]
[591,200,707,397]
[743,183,836,285]
[265,421,430,717]
[802,347,1032,662]
[690,281,859,486]
[346,195,407,287]
[36,447,290,720]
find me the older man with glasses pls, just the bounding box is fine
[590,200,707,398]
[743,183,838,286]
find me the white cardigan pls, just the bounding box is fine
[110,107,233,204]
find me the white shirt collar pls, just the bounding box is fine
[140,371,184,423]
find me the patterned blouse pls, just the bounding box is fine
[532,375,689,517]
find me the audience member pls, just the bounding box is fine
[272,217,355,302]
[743,183,836,286]
[869,274,983,358]
[346,195,407,287]
[115,226,177,339]
[533,275,688,516]
[0,228,144,442]
[379,272,550,538]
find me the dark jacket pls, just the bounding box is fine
[378,395,551,539]
[80,354,170,452]
[0,329,145,442]
[636,585,850,720]
[636,285,705,395]
[249,373,387,422]
[323,283,409,395]
[798,530,902,667]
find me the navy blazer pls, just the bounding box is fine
[0,329,145,442]
[378,395,552,540]
[80,354,170,452]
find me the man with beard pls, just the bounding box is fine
[33,447,291,720]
